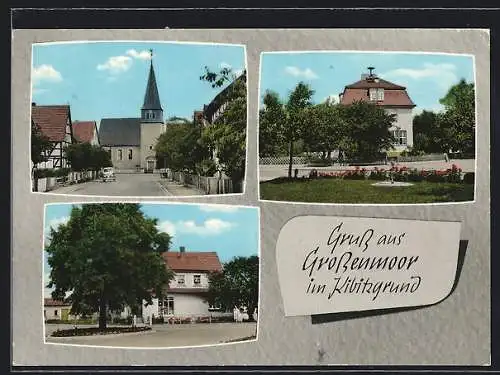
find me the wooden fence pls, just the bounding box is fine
[165,169,241,195]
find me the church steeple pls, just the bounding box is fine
[141,49,163,123]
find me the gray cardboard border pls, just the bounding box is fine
[12,28,490,365]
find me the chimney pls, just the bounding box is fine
[180,246,185,253]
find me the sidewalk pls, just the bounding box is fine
[158,179,206,196]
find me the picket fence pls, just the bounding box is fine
[165,169,241,195]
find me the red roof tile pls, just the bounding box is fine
[346,77,406,90]
[340,75,416,108]
[340,88,415,107]
[162,251,222,272]
[44,298,71,307]
[32,105,71,142]
[73,121,97,143]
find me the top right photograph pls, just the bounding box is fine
[258,51,476,204]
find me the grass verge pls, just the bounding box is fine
[260,178,474,204]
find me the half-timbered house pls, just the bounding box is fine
[31,103,75,169]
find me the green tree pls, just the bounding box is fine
[341,100,396,161]
[155,122,210,173]
[65,143,112,172]
[45,203,174,330]
[438,79,475,154]
[200,67,247,184]
[31,121,52,191]
[302,102,348,158]
[258,82,314,177]
[259,91,286,157]
[412,110,447,153]
[206,255,259,319]
[284,82,315,177]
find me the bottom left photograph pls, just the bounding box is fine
[42,202,260,349]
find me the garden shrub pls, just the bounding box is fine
[463,172,475,184]
[426,171,447,183]
[368,169,387,181]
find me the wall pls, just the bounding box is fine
[172,293,210,317]
[140,122,165,169]
[107,146,141,171]
[44,305,71,320]
[386,107,414,152]
[170,271,210,289]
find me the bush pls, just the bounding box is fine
[307,156,332,167]
[152,316,164,324]
[343,167,367,180]
[368,169,387,181]
[113,317,133,325]
[463,172,475,184]
[34,168,70,179]
[426,171,447,183]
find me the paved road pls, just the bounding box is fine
[48,173,201,197]
[259,159,476,182]
[45,322,257,348]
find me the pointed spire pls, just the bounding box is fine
[142,50,162,111]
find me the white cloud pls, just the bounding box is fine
[32,64,63,85]
[323,93,339,104]
[382,63,458,90]
[220,61,232,69]
[284,66,318,80]
[44,216,70,241]
[234,68,244,77]
[157,218,236,236]
[157,220,177,237]
[97,55,133,74]
[126,49,152,60]
[199,205,240,213]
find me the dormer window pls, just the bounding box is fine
[369,88,384,101]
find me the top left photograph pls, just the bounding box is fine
[30,41,248,197]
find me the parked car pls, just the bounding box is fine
[100,167,116,182]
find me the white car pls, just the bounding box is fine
[100,167,116,182]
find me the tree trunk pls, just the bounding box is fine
[287,140,294,178]
[99,297,107,330]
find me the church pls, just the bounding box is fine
[99,51,166,172]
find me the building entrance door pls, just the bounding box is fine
[146,159,155,173]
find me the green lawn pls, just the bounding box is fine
[260,178,474,204]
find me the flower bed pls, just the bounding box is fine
[315,164,471,184]
[51,326,152,337]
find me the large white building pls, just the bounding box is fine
[142,247,224,322]
[339,67,416,155]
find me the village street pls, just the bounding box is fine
[45,322,257,348]
[47,173,205,197]
[259,159,476,182]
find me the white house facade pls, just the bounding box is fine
[142,247,224,322]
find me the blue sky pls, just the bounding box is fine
[43,203,259,298]
[260,52,475,115]
[32,42,246,123]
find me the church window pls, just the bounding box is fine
[128,149,133,160]
[118,149,123,160]
[149,145,153,150]
[194,274,201,285]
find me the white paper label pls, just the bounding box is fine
[276,216,461,316]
